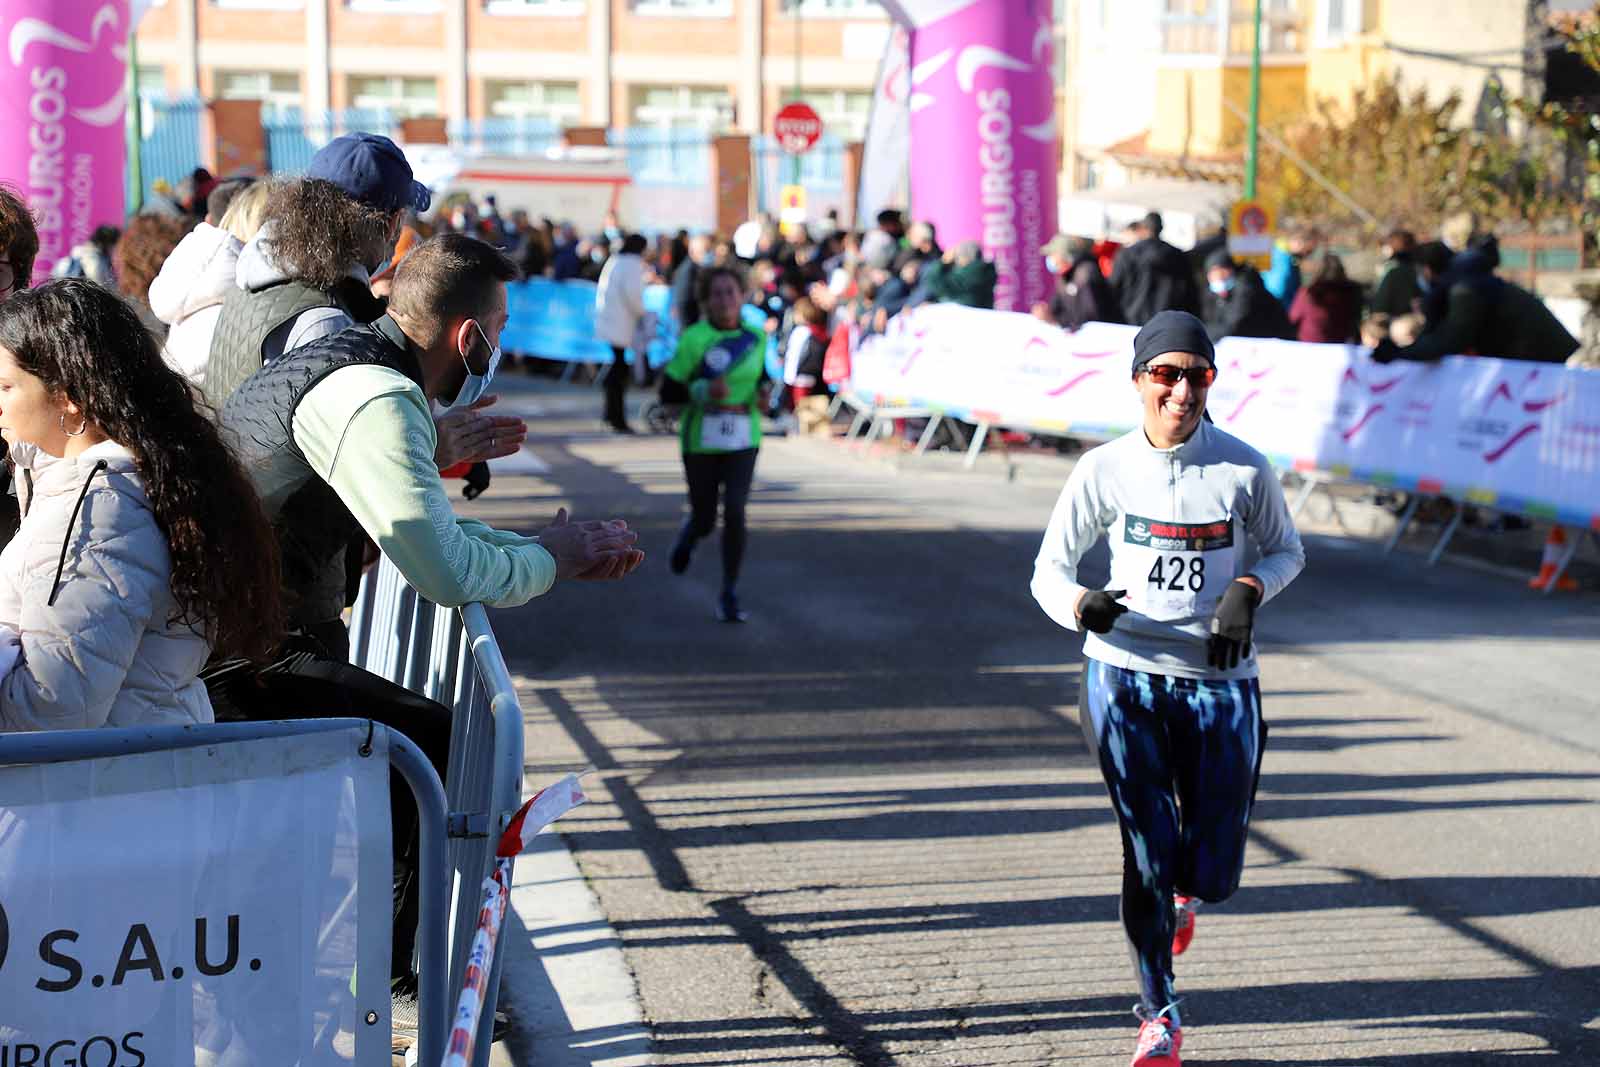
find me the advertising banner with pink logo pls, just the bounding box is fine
[849,305,1600,528]
[1,1,131,285]
[874,0,1058,314]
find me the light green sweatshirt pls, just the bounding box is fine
[292,363,555,608]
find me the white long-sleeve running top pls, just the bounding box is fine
[1032,420,1306,680]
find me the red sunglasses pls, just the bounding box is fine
[1142,365,1216,388]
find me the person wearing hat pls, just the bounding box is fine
[1034,234,1122,331]
[207,132,431,406]
[1201,249,1294,344]
[1031,310,1305,1067]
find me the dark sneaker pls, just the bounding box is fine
[717,591,748,623]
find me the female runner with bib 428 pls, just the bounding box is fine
[1031,310,1305,1067]
[663,265,772,623]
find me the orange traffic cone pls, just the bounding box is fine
[1529,524,1579,591]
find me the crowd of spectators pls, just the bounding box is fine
[1018,209,1584,368]
[0,135,643,1058]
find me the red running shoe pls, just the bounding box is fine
[1171,895,1198,956]
[1130,1005,1183,1067]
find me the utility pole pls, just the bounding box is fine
[126,28,144,217]
[792,2,803,188]
[1244,0,1263,199]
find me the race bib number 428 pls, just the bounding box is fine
[1117,514,1236,621]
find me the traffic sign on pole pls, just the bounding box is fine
[1228,200,1275,270]
[774,102,824,155]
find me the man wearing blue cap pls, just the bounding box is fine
[208,133,432,406]
[1031,310,1305,1067]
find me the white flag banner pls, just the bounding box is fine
[849,305,1600,528]
[0,726,393,1065]
[856,24,911,227]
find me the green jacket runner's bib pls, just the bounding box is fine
[665,320,768,455]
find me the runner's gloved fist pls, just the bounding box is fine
[1077,589,1129,634]
[1208,580,1261,670]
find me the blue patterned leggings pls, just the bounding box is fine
[1080,658,1267,1016]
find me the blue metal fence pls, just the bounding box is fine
[137,93,205,200]
[752,131,847,213]
[449,116,562,157]
[607,126,710,187]
[264,107,405,174]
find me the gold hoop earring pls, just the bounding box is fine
[60,412,88,437]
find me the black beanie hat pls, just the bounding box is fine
[1132,310,1216,375]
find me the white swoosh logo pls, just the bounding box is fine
[911,48,953,86]
[9,18,94,64]
[1033,22,1053,64]
[909,92,936,113]
[72,92,126,127]
[1021,119,1055,143]
[956,46,1032,93]
[9,4,119,65]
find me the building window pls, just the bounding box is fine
[780,88,871,141]
[629,85,733,131]
[1161,0,1302,58]
[345,0,442,12]
[483,0,583,12]
[484,80,581,125]
[211,0,303,9]
[780,0,880,14]
[1315,0,1362,46]
[216,69,303,112]
[348,75,440,117]
[136,65,168,96]
[633,0,733,16]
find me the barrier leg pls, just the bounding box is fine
[388,728,451,1067]
[914,415,944,456]
[1289,473,1319,520]
[963,422,991,470]
[1425,505,1466,566]
[1543,528,1586,596]
[1383,495,1422,556]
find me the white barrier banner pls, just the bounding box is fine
[0,727,393,1065]
[849,304,1600,527]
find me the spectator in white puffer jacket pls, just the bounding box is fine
[147,179,268,407]
[0,280,284,731]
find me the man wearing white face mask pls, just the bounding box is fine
[218,234,643,1012]
[223,233,644,661]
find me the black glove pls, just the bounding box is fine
[1208,580,1261,670]
[461,461,491,501]
[1077,589,1129,635]
[1370,338,1399,365]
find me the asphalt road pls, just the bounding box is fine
[467,379,1600,1067]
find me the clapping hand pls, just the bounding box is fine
[434,395,528,469]
[538,508,644,581]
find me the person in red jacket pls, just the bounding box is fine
[1289,253,1365,344]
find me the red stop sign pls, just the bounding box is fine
[774,102,824,154]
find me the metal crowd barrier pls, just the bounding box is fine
[348,554,526,1063]
[0,718,450,1064]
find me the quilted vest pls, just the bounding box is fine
[207,276,386,407]
[221,316,424,628]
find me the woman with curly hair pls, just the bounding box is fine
[113,211,194,337]
[0,279,283,729]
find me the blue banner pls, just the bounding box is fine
[503,277,781,379]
